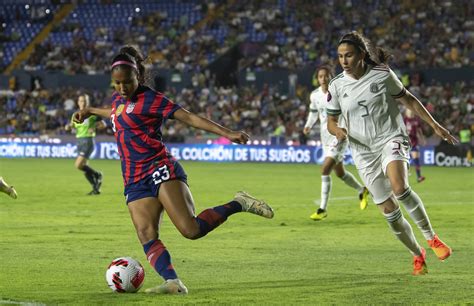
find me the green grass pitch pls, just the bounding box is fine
[0,159,473,304]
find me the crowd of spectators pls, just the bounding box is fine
[18,0,472,74]
[232,0,472,70]
[1,76,472,146]
[2,1,472,146]
[0,86,109,136]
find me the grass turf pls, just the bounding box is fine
[0,158,473,304]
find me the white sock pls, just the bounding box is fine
[320,175,331,211]
[396,187,435,240]
[340,171,364,193]
[383,207,422,255]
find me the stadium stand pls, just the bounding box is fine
[0,0,472,142]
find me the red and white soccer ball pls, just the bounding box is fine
[106,257,145,293]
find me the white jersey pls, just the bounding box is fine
[305,87,342,147]
[327,65,408,168]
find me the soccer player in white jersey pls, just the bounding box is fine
[303,66,369,221]
[326,31,457,275]
[0,176,18,199]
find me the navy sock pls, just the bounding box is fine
[143,239,178,280]
[83,165,98,177]
[194,201,242,239]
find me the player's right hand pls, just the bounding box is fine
[433,123,458,145]
[335,127,348,142]
[227,130,250,144]
[72,109,91,123]
[303,127,311,135]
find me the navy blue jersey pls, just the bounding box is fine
[110,85,181,185]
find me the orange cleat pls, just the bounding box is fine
[428,235,452,261]
[413,248,428,276]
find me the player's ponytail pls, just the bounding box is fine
[338,31,392,65]
[111,45,147,84]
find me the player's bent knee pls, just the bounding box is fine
[177,222,201,240]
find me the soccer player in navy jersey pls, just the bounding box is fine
[74,46,274,294]
[404,109,425,182]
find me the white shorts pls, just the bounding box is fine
[323,138,348,164]
[355,137,410,204]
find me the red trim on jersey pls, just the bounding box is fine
[119,131,131,184]
[119,113,149,154]
[150,95,164,115]
[161,101,178,118]
[134,97,145,114]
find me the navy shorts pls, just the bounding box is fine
[124,161,188,204]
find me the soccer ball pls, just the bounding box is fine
[106,257,145,293]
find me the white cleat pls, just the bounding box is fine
[145,279,188,295]
[234,191,274,219]
[0,177,17,199]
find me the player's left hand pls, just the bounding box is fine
[228,131,250,144]
[433,124,458,145]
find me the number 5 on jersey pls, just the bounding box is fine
[357,100,369,118]
[152,165,170,185]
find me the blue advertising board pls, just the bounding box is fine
[0,140,441,165]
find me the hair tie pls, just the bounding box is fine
[111,60,138,70]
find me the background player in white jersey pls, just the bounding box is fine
[303,66,369,221]
[326,31,457,275]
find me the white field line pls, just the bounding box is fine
[0,299,45,306]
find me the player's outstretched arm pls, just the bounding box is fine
[173,108,249,144]
[73,107,112,123]
[397,91,458,144]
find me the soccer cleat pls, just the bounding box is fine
[0,177,18,199]
[145,279,188,295]
[417,176,426,183]
[87,190,100,195]
[428,235,452,261]
[359,187,369,210]
[412,248,428,276]
[94,172,103,192]
[310,208,327,221]
[234,191,274,219]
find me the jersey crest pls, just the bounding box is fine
[115,104,125,116]
[126,103,136,114]
[370,83,380,93]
